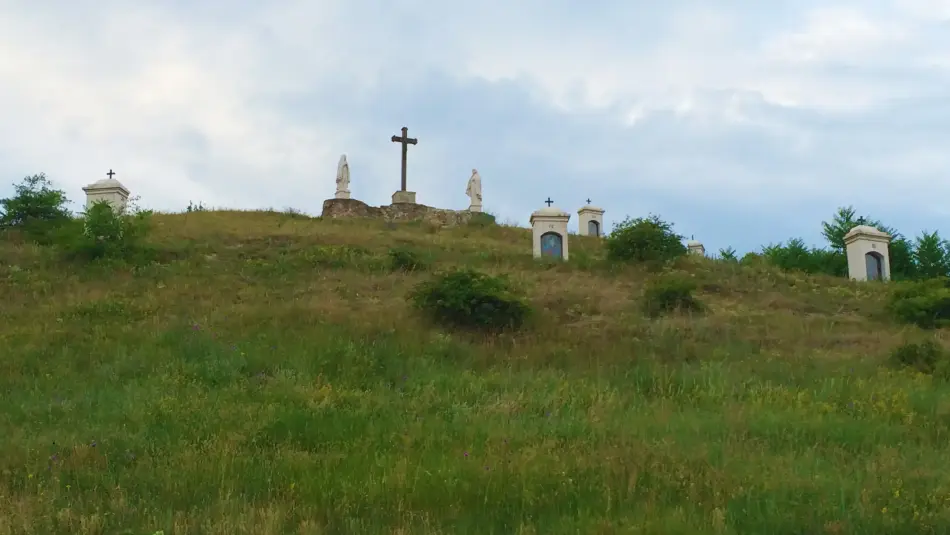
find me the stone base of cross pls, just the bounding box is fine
[392,191,417,204]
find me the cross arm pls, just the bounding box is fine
[391,136,418,144]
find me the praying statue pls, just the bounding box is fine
[465,168,482,212]
[335,154,350,199]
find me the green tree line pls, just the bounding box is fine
[719,206,950,281]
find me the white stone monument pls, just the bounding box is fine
[335,154,351,199]
[82,169,129,212]
[530,199,571,261]
[845,225,891,281]
[687,237,705,256]
[577,200,605,237]
[465,169,482,212]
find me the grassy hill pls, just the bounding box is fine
[2,210,950,534]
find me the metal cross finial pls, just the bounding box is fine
[544,197,554,207]
[586,198,591,205]
[106,169,116,179]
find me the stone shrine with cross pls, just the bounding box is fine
[577,199,605,237]
[845,225,892,281]
[687,235,706,256]
[530,197,571,260]
[391,126,418,204]
[82,169,130,212]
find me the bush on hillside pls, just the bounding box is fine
[388,246,429,272]
[409,268,530,331]
[887,278,950,329]
[60,200,153,262]
[739,252,766,266]
[760,239,846,277]
[467,212,497,228]
[889,339,947,375]
[186,201,207,212]
[717,247,739,262]
[605,214,687,265]
[0,173,71,243]
[642,274,704,318]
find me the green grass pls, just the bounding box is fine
[3,210,950,534]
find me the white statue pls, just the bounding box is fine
[335,154,351,199]
[465,168,482,212]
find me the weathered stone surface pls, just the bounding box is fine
[321,198,476,227]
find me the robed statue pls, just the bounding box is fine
[335,154,350,199]
[465,168,482,212]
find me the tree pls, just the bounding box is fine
[604,214,687,265]
[913,230,950,280]
[718,246,738,262]
[819,206,916,280]
[0,173,71,228]
[820,206,887,252]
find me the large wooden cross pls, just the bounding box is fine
[390,126,418,191]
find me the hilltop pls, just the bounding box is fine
[2,209,950,534]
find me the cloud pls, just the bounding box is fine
[1,0,949,254]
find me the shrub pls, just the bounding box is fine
[467,212,497,228]
[887,278,950,329]
[739,252,765,266]
[409,269,530,331]
[0,173,71,242]
[889,339,946,374]
[186,201,207,212]
[760,239,846,276]
[605,214,686,265]
[718,247,739,262]
[642,274,704,318]
[61,200,153,262]
[388,247,428,272]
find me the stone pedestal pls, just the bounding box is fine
[845,225,891,281]
[577,204,605,237]
[335,190,351,200]
[530,206,571,260]
[82,177,130,212]
[392,191,417,204]
[469,203,482,213]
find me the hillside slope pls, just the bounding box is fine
[2,210,950,534]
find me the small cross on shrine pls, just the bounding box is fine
[586,198,591,205]
[544,197,554,207]
[390,126,418,192]
[106,169,116,179]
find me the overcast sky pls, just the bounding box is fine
[2,0,949,254]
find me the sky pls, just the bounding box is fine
[1,0,949,254]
